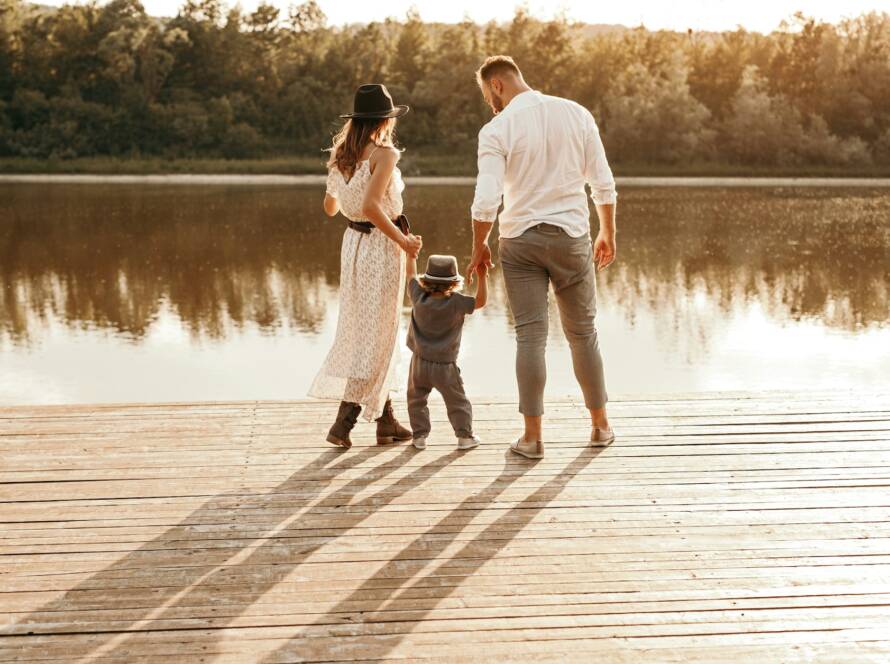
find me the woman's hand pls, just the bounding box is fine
[403,233,422,258]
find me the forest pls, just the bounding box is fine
[2,0,890,172]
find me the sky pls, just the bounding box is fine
[34,0,890,31]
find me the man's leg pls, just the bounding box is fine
[407,358,433,439]
[551,233,611,432]
[500,233,550,443]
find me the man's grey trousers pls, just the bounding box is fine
[499,223,608,416]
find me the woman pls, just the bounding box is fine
[308,83,422,449]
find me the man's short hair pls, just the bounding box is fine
[476,55,522,85]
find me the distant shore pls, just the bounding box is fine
[4,156,890,180]
[3,173,890,187]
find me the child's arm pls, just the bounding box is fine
[406,254,417,283]
[474,263,488,310]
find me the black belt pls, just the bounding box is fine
[348,214,411,235]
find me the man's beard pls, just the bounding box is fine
[490,89,505,114]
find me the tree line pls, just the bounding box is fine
[2,0,890,168]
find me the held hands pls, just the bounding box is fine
[466,242,494,284]
[403,233,423,258]
[593,232,616,272]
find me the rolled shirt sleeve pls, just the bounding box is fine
[584,111,617,206]
[470,124,506,222]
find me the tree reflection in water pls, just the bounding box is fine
[0,183,888,401]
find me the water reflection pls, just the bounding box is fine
[1,183,888,404]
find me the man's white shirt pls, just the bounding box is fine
[470,89,617,239]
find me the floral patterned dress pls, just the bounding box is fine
[308,151,407,421]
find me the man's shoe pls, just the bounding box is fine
[457,435,480,450]
[376,399,412,445]
[326,401,361,449]
[412,437,427,450]
[510,437,544,459]
[591,427,615,446]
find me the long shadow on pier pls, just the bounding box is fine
[259,446,604,662]
[6,441,462,660]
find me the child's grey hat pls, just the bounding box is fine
[419,254,462,284]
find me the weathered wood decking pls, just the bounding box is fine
[1,391,889,662]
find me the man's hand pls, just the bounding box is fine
[466,242,494,284]
[593,232,616,271]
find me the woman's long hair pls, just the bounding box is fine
[326,117,397,180]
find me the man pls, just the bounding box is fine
[466,54,617,459]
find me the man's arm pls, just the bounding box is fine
[583,110,618,271]
[474,262,489,310]
[467,125,504,282]
[592,203,616,271]
[468,219,494,284]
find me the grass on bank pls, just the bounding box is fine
[3,154,890,178]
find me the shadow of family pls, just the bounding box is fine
[8,440,604,662]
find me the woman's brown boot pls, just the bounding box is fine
[376,399,412,445]
[326,401,362,449]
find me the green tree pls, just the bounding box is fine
[0,2,886,167]
[390,7,429,92]
[604,53,714,163]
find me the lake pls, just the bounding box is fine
[1,182,889,406]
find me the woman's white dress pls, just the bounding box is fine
[308,156,406,421]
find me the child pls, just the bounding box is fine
[406,254,488,450]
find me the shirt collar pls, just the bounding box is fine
[499,89,539,116]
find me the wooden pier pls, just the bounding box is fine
[2,391,890,662]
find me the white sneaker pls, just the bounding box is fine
[591,427,615,446]
[457,435,480,450]
[412,437,427,450]
[509,437,544,459]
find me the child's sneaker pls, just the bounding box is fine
[412,437,427,450]
[457,435,480,450]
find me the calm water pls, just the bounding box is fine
[1,183,889,406]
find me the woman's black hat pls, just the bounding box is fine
[340,83,409,119]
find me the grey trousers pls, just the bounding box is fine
[407,355,473,438]
[500,223,608,416]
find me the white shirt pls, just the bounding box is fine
[471,90,617,239]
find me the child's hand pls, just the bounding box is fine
[476,262,489,278]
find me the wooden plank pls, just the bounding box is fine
[1,393,889,662]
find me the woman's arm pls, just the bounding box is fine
[361,148,422,257]
[323,193,339,217]
[324,167,340,217]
